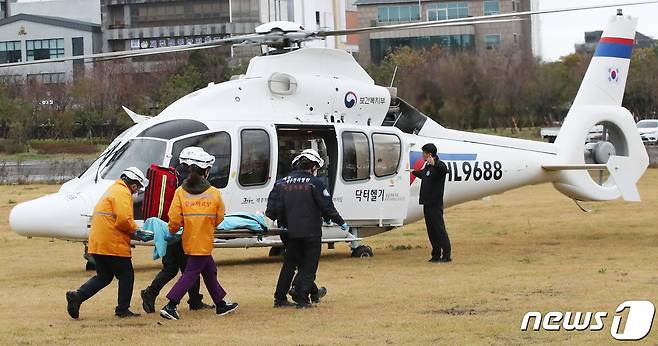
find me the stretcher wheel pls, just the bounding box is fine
[351,245,373,258]
[269,246,285,257]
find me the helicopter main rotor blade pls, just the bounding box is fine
[315,0,658,37]
[0,33,263,68]
[2,0,655,68]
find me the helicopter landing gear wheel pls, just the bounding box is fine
[351,245,373,258]
[269,246,286,257]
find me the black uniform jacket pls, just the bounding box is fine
[265,170,345,239]
[412,156,449,208]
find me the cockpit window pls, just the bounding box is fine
[101,139,166,180]
[137,120,209,139]
[393,99,428,135]
[171,132,231,188]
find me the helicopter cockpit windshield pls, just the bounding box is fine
[100,138,167,181]
[97,119,211,181]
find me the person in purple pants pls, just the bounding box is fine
[159,147,238,320]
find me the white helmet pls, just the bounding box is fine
[179,146,215,169]
[121,167,149,188]
[292,148,324,169]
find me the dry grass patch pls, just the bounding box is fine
[0,171,657,345]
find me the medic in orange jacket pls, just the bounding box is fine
[88,179,139,257]
[167,187,225,256]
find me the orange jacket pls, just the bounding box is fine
[88,179,138,257]
[168,186,225,256]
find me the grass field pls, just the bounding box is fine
[1,171,658,345]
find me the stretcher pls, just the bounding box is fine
[133,222,362,250]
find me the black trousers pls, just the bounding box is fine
[274,236,321,303]
[77,254,134,314]
[423,204,451,259]
[145,241,202,305]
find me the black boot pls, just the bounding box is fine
[116,309,141,318]
[274,299,295,308]
[190,301,215,311]
[189,294,215,310]
[310,287,327,304]
[140,288,156,313]
[66,291,82,319]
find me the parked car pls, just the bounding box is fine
[637,119,658,144]
[540,125,602,143]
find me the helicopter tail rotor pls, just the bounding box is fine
[544,12,648,202]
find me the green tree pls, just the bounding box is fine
[157,65,204,112]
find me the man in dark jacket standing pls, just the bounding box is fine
[412,143,451,263]
[266,149,347,308]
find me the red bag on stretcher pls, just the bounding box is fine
[141,164,178,222]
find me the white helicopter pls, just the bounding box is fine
[4,3,652,265]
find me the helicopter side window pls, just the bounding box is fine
[171,132,231,188]
[372,133,401,177]
[101,138,167,180]
[137,120,209,139]
[342,131,370,181]
[239,129,271,187]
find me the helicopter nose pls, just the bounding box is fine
[10,192,90,239]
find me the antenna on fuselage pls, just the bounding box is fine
[389,66,399,88]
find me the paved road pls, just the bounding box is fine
[0,158,95,184]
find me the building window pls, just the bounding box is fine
[485,34,501,49]
[239,129,271,186]
[370,35,474,64]
[0,41,21,63]
[131,1,232,26]
[26,39,64,61]
[0,74,22,84]
[378,5,420,23]
[427,2,469,21]
[512,0,521,12]
[231,0,259,22]
[484,0,500,15]
[26,72,66,84]
[342,131,370,181]
[372,133,401,177]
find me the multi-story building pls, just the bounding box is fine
[10,0,100,24]
[354,0,534,65]
[575,30,656,54]
[101,0,341,56]
[0,10,101,84]
[1,0,350,83]
[340,0,360,55]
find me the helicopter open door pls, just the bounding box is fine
[275,125,338,194]
[334,126,409,226]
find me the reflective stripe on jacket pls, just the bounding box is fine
[88,179,138,257]
[167,186,225,256]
